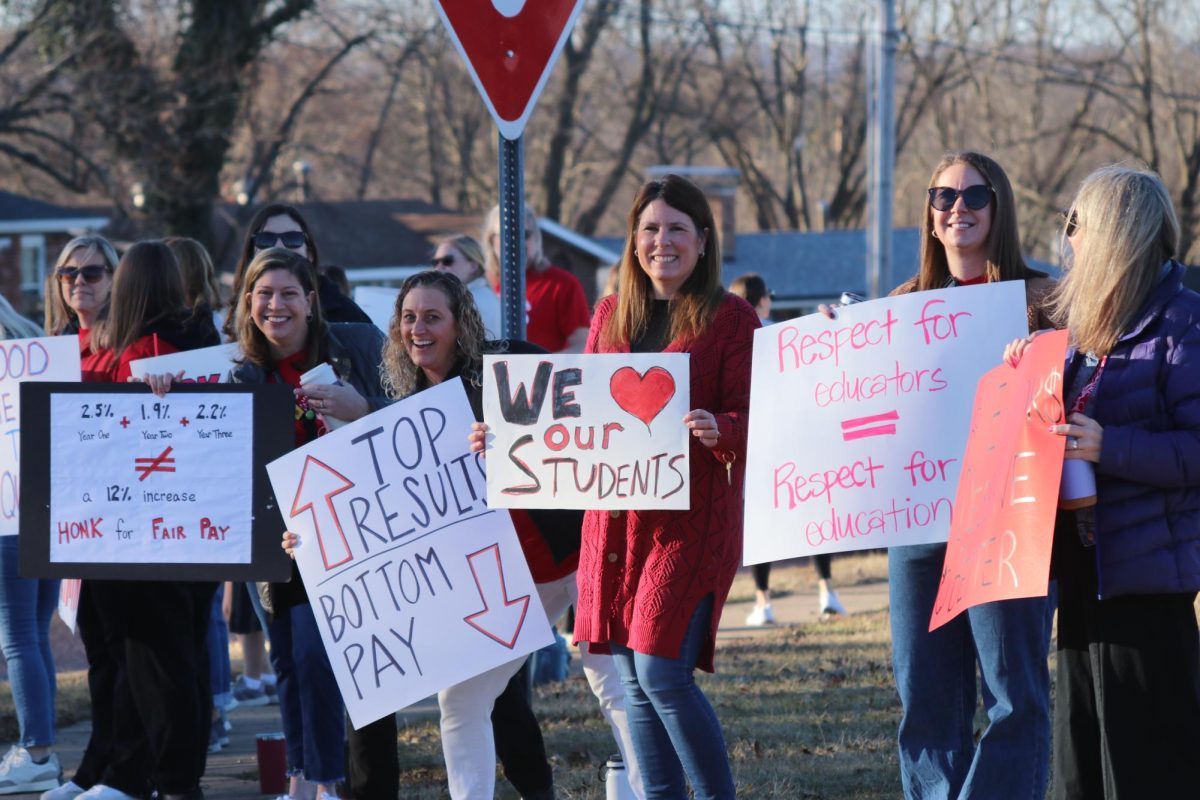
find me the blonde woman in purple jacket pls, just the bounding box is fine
[1006,165,1200,799]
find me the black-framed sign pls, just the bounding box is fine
[20,382,294,581]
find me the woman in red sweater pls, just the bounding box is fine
[573,175,757,799]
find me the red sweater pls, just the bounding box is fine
[573,293,759,671]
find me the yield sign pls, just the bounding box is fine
[435,0,586,140]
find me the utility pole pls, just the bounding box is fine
[866,0,896,299]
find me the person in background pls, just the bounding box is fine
[0,297,63,796]
[43,235,119,384]
[1005,165,1200,798]
[164,237,224,331]
[322,264,351,298]
[572,175,758,799]
[55,241,220,800]
[482,204,590,352]
[222,581,276,707]
[432,234,502,339]
[843,151,1054,800]
[729,272,846,624]
[226,204,371,338]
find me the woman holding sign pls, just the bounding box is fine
[874,152,1056,800]
[231,247,387,800]
[570,174,758,799]
[382,270,642,799]
[1005,166,1200,798]
[64,241,220,800]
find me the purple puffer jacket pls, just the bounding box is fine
[1084,261,1200,598]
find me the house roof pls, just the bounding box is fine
[0,191,108,235]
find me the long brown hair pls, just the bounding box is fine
[43,235,119,334]
[915,151,1028,291]
[1049,165,1179,355]
[380,270,486,399]
[602,174,724,349]
[235,248,324,369]
[92,241,188,358]
[164,236,222,310]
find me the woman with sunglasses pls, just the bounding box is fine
[44,235,119,382]
[226,204,371,339]
[870,152,1056,800]
[55,241,220,800]
[432,234,501,339]
[1004,166,1200,799]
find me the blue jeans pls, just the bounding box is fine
[268,602,345,784]
[208,584,232,707]
[0,536,59,747]
[889,543,1051,800]
[610,594,734,800]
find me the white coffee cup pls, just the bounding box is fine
[299,362,346,430]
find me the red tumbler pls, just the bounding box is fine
[256,732,287,795]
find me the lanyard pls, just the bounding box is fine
[1069,354,1107,415]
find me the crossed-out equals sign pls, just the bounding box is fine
[134,446,176,481]
[841,410,899,441]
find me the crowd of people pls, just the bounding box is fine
[0,159,1195,800]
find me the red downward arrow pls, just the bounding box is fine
[463,544,531,648]
[290,455,355,570]
[436,0,583,138]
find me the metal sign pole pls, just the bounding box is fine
[499,132,527,341]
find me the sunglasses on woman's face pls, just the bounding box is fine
[927,185,993,212]
[1060,209,1079,237]
[431,255,457,268]
[56,265,110,284]
[253,230,306,250]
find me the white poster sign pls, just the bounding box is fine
[265,379,553,728]
[128,343,240,383]
[58,579,81,634]
[482,353,690,510]
[0,336,81,535]
[743,283,1029,562]
[49,392,254,563]
[352,286,401,333]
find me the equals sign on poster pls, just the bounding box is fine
[840,410,899,441]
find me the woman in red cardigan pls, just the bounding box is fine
[573,174,757,799]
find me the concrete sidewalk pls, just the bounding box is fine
[11,572,890,799]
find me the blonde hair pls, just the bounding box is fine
[482,203,546,287]
[0,295,42,340]
[380,271,485,400]
[435,234,486,282]
[603,174,723,349]
[43,235,119,334]
[1049,165,1179,356]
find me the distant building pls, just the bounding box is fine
[0,192,108,315]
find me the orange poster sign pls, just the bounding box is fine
[929,330,1069,631]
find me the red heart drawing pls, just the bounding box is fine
[610,366,676,428]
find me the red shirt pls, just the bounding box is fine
[524,264,590,352]
[78,329,115,383]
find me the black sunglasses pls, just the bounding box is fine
[253,230,307,250]
[431,255,457,268]
[928,185,994,212]
[1060,209,1079,237]
[56,265,110,284]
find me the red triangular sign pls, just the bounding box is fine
[435,0,585,140]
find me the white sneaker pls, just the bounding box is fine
[819,586,847,615]
[0,746,61,794]
[41,780,85,800]
[745,603,777,626]
[76,784,140,800]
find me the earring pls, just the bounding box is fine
[306,312,313,322]
[931,229,938,239]
[700,249,706,257]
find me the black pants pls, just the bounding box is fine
[75,579,215,796]
[1053,528,1200,799]
[345,715,399,799]
[752,554,832,592]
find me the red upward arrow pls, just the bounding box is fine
[290,455,355,570]
[463,544,531,648]
[435,0,585,139]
